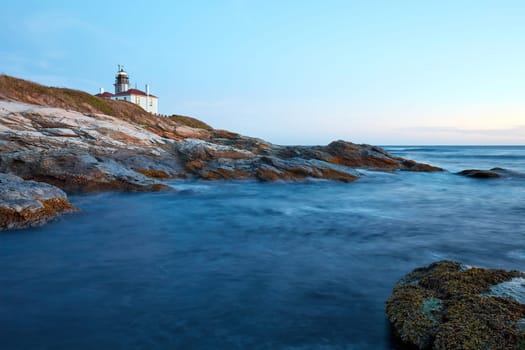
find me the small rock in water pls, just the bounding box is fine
[386,260,525,350]
[457,169,502,179]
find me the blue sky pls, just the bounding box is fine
[1,0,524,145]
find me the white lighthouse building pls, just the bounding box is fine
[96,65,158,114]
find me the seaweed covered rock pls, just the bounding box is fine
[0,173,76,230]
[386,260,525,350]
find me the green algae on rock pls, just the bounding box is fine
[386,260,525,350]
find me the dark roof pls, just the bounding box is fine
[114,88,157,98]
[95,92,114,98]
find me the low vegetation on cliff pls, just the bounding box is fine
[0,74,212,134]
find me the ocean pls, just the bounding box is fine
[1,146,524,349]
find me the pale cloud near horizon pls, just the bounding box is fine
[403,125,525,136]
[394,125,525,144]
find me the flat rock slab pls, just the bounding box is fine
[0,173,76,230]
[386,260,525,350]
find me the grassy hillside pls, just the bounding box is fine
[0,74,213,132]
[169,114,212,130]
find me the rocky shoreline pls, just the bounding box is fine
[0,75,446,229]
[2,75,518,231]
[0,99,441,192]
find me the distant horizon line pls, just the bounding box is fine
[380,144,525,147]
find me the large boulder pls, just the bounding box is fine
[0,173,76,230]
[386,261,525,350]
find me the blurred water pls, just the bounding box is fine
[0,146,524,349]
[385,145,525,172]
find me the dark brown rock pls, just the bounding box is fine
[457,169,502,179]
[400,159,443,172]
[132,168,171,179]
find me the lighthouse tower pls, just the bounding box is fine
[96,65,159,114]
[113,65,130,94]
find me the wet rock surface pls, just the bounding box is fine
[0,173,75,230]
[386,260,525,350]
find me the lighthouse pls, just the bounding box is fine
[113,65,130,94]
[96,65,159,114]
